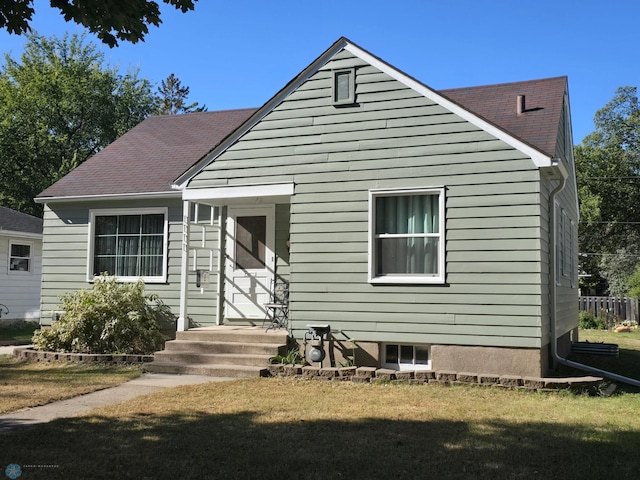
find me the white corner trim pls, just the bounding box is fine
[183,183,294,201]
[343,43,554,168]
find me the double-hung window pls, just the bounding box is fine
[9,242,31,273]
[369,187,445,284]
[89,208,168,282]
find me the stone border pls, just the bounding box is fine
[13,347,154,364]
[267,364,605,393]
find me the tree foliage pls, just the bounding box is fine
[154,73,205,115]
[1,0,197,47]
[576,86,640,294]
[0,32,155,216]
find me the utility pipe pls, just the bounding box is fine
[548,169,640,388]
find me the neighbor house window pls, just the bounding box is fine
[384,344,431,370]
[89,208,168,282]
[561,209,568,277]
[9,242,31,273]
[332,68,355,105]
[369,187,445,284]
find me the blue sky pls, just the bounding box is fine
[0,0,637,143]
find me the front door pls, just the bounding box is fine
[224,205,275,320]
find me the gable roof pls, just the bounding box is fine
[441,76,567,159]
[36,38,569,202]
[174,37,567,186]
[0,206,43,235]
[37,109,256,201]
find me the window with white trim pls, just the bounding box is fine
[384,344,431,371]
[9,242,31,273]
[89,208,168,282]
[369,187,445,284]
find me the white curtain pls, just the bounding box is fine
[376,195,439,275]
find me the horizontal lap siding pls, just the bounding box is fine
[40,200,217,326]
[0,236,42,321]
[189,51,544,348]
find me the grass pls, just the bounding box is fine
[0,321,38,343]
[569,328,640,382]
[0,327,639,479]
[0,379,639,479]
[0,355,142,414]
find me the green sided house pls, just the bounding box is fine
[35,37,579,378]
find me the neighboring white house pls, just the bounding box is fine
[0,206,43,323]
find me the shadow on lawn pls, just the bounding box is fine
[1,410,638,479]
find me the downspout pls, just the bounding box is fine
[548,165,640,388]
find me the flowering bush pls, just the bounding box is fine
[33,275,173,354]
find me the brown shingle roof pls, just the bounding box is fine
[37,76,567,201]
[37,109,257,199]
[441,76,567,158]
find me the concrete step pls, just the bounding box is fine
[153,351,273,367]
[163,339,286,356]
[144,361,268,378]
[176,328,288,345]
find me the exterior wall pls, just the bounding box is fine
[188,49,547,353]
[550,99,580,351]
[0,233,42,322]
[39,198,217,327]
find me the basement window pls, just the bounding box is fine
[332,68,356,105]
[384,344,431,371]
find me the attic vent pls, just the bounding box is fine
[332,68,356,106]
[517,95,526,115]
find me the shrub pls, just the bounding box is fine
[578,311,607,330]
[33,276,174,354]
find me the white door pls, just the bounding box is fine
[224,205,275,320]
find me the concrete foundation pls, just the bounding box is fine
[431,345,547,378]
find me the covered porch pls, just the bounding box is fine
[176,183,294,332]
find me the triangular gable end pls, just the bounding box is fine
[173,37,555,189]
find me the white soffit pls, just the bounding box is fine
[182,183,294,201]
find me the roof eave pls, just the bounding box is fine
[35,190,182,204]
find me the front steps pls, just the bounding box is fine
[145,326,289,378]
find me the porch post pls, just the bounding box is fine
[216,205,226,325]
[177,200,190,331]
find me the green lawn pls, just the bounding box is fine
[569,328,640,384]
[0,321,38,343]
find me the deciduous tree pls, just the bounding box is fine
[0,33,155,216]
[576,86,640,294]
[1,0,197,47]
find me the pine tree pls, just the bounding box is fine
[154,73,206,115]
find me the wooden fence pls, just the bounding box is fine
[578,296,639,322]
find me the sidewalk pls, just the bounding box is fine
[0,345,231,433]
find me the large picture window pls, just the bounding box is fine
[89,209,167,282]
[369,187,445,284]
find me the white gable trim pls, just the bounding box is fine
[342,43,553,168]
[174,37,555,188]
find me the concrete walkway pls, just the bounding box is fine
[0,345,232,433]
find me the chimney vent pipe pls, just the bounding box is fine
[517,95,526,115]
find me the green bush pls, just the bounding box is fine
[33,276,174,354]
[578,311,607,330]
